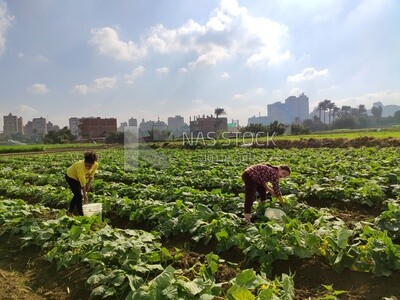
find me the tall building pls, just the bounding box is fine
[78,117,117,139]
[267,102,288,123]
[267,93,309,124]
[248,116,270,126]
[3,113,24,135]
[167,115,184,130]
[24,117,47,137]
[139,119,155,137]
[139,118,169,141]
[285,93,309,121]
[69,117,80,137]
[128,117,138,127]
[47,121,60,132]
[167,115,189,137]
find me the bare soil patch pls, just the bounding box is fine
[301,197,382,227]
[272,255,400,299]
[0,235,91,300]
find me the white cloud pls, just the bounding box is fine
[0,0,14,57]
[89,27,147,61]
[89,0,290,68]
[287,67,329,82]
[71,76,117,95]
[18,52,24,58]
[253,87,267,96]
[233,93,245,100]
[232,87,267,102]
[178,67,188,74]
[27,83,50,95]
[35,54,50,63]
[220,72,230,79]
[155,67,169,75]
[125,65,145,84]
[71,85,90,96]
[289,87,304,96]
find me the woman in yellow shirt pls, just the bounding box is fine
[65,151,99,216]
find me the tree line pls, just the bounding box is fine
[306,100,400,131]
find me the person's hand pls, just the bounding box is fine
[278,195,285,206]
[270,191,277,197]
[244,213,252,222]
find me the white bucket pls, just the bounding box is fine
[82,203,102,216]
[265,208,286,221]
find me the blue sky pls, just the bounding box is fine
[1,0,399,128]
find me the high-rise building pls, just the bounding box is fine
[47,121,60,132]
[267,93,309,124]
[69,117,80,136]
[3,113,23,135]
[285,93,309,121]
[128,118,138,127]
[167,115,184,130]
[24,117,47,137]
[167,115,189,137]
[248,116,270,126]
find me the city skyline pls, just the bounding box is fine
[1,0,400,129]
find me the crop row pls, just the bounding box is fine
[0,198,295,299]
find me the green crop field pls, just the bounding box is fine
[1,146,399,299]
[274,126,400,140]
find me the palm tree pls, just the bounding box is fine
[214,107,226,132]
[326,101,336,125]
[358,104,367,116]
[317,99,331,124]
[371,106,383,119]
[341,105,351,117]
[332,106,340,123]
[317,102,325,121]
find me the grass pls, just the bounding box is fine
[0,143,103,154]
[274,127,400,140]
[0,145,44,154]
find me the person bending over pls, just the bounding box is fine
[65,151,99,216]
[242,163,290,222]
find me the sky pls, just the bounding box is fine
[1,0,400,129]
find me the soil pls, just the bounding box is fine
[0,235,91,300]
[272,256,400,299]
[301,197,382,228]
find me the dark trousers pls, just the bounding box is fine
[65,174,83,216]
[242,171,269,214]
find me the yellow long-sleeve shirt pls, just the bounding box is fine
[67,160,99,187]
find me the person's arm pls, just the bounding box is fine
[86,178,93,192]
[271,179,285,205]
[77,168,89,204]
[81,185,89,204]
[86,163,98,192]
[263,182,276,196]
